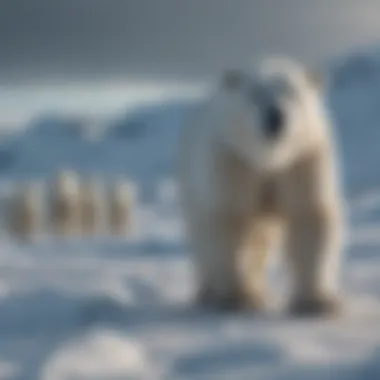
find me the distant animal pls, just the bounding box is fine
[49,170,82,237]
[107,179,136,237]
[7,180,45,240]
[79,177,106,236]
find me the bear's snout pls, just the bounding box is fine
[263,105,284,139]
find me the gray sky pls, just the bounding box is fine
[0,0,380,84]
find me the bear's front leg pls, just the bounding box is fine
[193,214,265,312]
[285,205,344,317]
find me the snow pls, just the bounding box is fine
[41,329,147,380]
[1,47,380,379]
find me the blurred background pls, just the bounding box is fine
[1,1,380,379]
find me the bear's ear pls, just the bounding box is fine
[306,69,325,91]
[221,69,244,91]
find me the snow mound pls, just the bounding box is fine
[42,329,148,380]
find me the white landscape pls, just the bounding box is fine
[1,47,380,380]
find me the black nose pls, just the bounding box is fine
[264,106,284,138]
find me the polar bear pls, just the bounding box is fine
[7,180,45,240]
[79,177,106,236]
[178,56,345,316]
[107,179,136,237]
[49,170,82,237]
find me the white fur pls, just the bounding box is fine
[179,56,345,313]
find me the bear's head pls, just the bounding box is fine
[215,56,331,172]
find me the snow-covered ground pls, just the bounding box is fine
[1,48,380,379]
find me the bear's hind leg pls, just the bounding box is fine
[280,148,345,317]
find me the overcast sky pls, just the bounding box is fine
[0,0,380,84]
